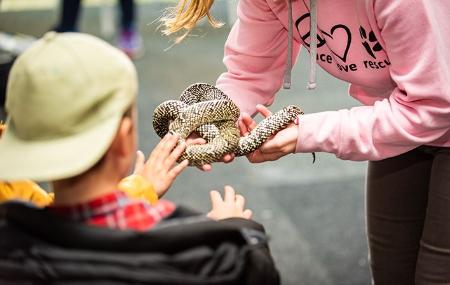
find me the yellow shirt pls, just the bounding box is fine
[0,175,158,207]
[0,180,53,207]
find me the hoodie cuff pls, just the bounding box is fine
[295,111,340,154]
[294,112,339,154]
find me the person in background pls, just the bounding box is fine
[53,0,143,58]
[161,0,450,284]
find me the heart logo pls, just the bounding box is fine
[295,13,352,62]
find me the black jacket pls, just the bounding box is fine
[0,201,280,285]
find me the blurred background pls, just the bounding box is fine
[0,1,371,284]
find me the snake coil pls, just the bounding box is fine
[152,83,303,166]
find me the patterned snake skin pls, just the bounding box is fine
[152,83,303,166]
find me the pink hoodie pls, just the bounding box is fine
[216,0,450,161]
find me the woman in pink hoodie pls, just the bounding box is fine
[162,1,450,283]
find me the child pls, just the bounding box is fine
[0,31,251,230]
[0,32,279,284]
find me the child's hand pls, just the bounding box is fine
[207,186,253,220]
[133,133,189,198]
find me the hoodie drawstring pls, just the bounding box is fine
[283,0,293,89]
[283,0,317,90]
[307,0,317,89]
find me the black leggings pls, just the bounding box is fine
[367,146,450,284]
[56,0,135,32]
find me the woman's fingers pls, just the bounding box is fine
[239,112,257,136]
[222,153,235,163]
[239,107,272,136]
[247,150,285,163]
[197,163,212,172]
[241,112,257,130]
[238,119,249,136]
[258,138,281,153]
[256,104,272,118]
[187,137,206,145]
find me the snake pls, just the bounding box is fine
[152,83,303,166]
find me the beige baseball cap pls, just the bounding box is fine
[0,32,137,181]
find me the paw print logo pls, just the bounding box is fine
[359,26,383,59]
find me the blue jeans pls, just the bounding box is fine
[55,0,136,32]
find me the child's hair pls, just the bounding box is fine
[160,0,222,43]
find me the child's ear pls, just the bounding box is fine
[110,117,135,157]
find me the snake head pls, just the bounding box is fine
[284,105,304,116]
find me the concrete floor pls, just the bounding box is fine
[0,3,371,284]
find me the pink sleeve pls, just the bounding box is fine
[296,1,450,161]
[216,0,300,116]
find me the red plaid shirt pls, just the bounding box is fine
[48,191,175,231]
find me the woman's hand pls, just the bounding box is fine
[239,104,298,163]
[207,185,252,220]
[133,133,189,197]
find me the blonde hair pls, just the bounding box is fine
[161,0,223,42]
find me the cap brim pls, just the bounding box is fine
[0,115,122,182]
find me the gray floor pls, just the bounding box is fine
[0,4,371,284]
